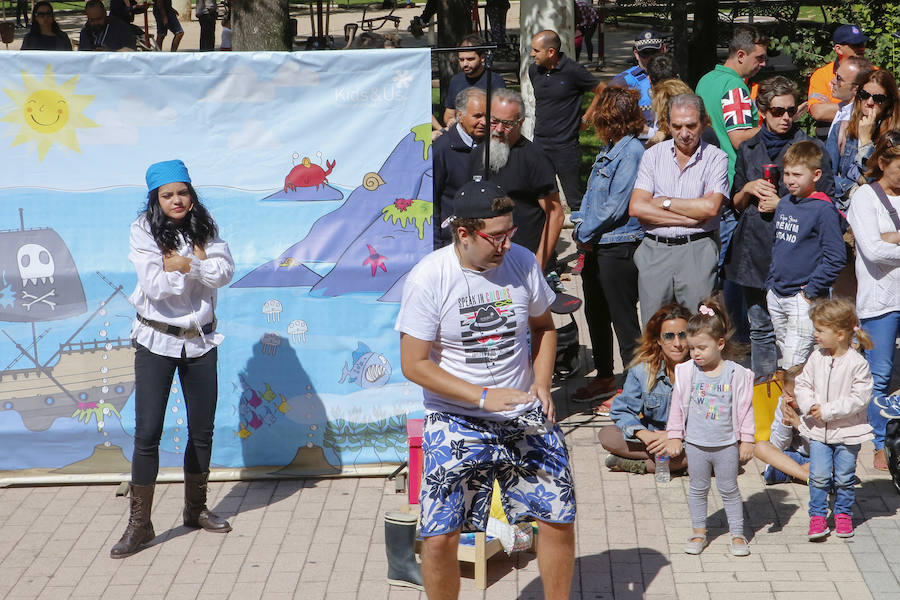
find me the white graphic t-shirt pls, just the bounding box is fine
[395,243,556,420]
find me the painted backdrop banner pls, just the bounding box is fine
[0,49,433,484]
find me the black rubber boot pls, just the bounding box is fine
[183,471,232,532]
[110,483,156,559]
[385,512,424,590]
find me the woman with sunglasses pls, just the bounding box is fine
[846,131,900,472]
[21,1,72,50]
[833,70,900,206]
[598,303,692,474]
[570,87,646,411]
[724,76,833,379]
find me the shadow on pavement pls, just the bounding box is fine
[517,547,669,599]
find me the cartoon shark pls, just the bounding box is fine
[339,342,392,388]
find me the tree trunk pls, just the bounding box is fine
[232,0,291,51]
[689,0,718,88]
[437,0,473,109]
[517,0,576,139]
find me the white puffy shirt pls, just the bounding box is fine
[128,215,234,358]
[847,184,900,320]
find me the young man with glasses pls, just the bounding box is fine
[396,180,576,600]
[809,24,870,140]
[468,88,562,271]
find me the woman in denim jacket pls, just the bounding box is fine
[828,70,900,207]
[570,87,646,409]
[598,304,692,474]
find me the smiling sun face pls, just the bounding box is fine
[25,90,69,134]
[2,65,97,161]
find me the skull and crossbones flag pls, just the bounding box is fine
[0,228,86,322]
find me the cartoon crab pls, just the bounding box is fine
[284,156,336,192]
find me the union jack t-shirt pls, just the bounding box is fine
[721,87,753,129]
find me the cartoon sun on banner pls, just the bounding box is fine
[2,65,97,161]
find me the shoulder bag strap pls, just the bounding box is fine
[869,181,900,230]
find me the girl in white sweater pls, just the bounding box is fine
[796,298,873,541]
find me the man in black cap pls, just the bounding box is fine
[396,180,576,600]
[808,24,869,140]
[609,29,667,131]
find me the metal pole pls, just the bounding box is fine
[483,49,493,181]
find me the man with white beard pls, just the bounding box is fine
[469,89,563,270]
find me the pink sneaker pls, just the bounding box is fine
[834,513,854,538]
[808,515,830,540]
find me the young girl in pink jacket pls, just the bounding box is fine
[666,298,755,557]
[796,298,874,540]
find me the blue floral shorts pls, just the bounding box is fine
[419,407,576,537]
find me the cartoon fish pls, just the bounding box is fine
[248,389,262,408]
[262,383,276,403]
[237,423,251,439]
[339,342,392,388]
[249,412,263,429]
[278,394,291,414]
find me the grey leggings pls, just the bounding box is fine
[685,442,744,536]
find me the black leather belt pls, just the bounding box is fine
[136,314,216,339]
[644,230,715,246]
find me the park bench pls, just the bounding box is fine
[359,6,401,31]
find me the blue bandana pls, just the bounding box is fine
[145,160,191,191]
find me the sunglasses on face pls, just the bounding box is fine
[661,331,687,342]
[474,226,517,247]
[858,89,889,104]
[768,106,798,118]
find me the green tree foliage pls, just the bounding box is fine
[772,1,900,81]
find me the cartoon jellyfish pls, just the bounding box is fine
[287,319,308,343]
[261,332,281,356]
[262,299,283,323]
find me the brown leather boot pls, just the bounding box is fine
[183,471,232,532]
[110,483,156,559]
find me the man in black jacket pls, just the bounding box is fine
[432,87,486,249]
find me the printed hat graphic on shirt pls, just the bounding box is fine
[469,305,507,331]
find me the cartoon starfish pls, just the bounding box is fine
[363,244,388,276]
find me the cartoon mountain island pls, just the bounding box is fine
[232,123,434,301]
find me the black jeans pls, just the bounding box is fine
[132,343,219,486]
[581,242,641,376]
[540,141,583,211]
[198,12,216,51]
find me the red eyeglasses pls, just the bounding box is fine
[474,226,517,247]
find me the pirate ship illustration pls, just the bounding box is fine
[0,209,134,433]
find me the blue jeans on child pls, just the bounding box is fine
[808,441,859,517]
[862,310,900,451]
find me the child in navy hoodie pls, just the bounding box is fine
[766,141,846,369]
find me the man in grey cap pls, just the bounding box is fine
[396,180,576,600]
[609,29,667,130]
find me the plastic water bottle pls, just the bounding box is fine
[655,454,670,484]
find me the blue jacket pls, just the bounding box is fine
[827,125,874,209]
[609,361,674,442]
[766,191,846,299]
[571,134,644,245]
